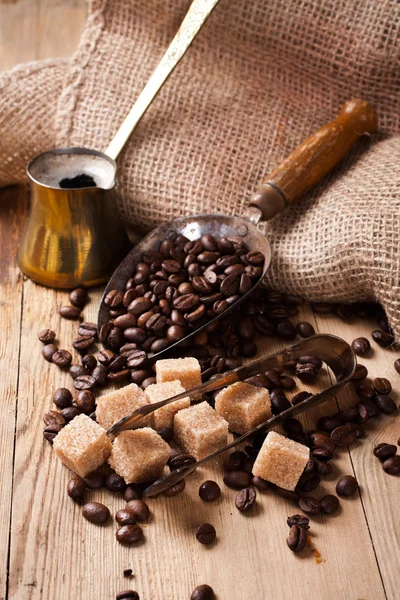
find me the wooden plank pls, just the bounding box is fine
[8,302,387,599]
[314,310,399,600]
[0,185,28,600]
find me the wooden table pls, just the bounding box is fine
[1,3,399,599]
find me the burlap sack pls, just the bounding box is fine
[1,0,399,335]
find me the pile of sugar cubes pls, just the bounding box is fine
[53,356,309,491]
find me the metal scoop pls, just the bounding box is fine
[104,334,356,496]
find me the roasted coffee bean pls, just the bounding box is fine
[372,329,395,347]
[79,321,98,338]
[83,471,105,489]
[336,475,358,497]
[296,322,315,338]
[223,470,252,489]
[61,406,80,422]
[357,399,379,423]
[374,394,397,414]
[149,337,169,353]
[116,591,139,600]
[317,416,343,433]
[131,369,153,385]
[116,524,144,545]
[104,289,124,308]
[99,322,113,344]
[330,423,360,447]
[373,377,392,395]
[190,584,215,600]
[52,349,72,368]
[394,358,400,374]
[141,376,157,389]
[320,494,339,515]
[43,430,57,443]
[274,486,300,501]
[105,472,127,493]
[157,427,173,443]
[126,349,148,369]
[351,364,368,381]
[70,287,88,308]
[72,335,95,352]
[314,459,333,476]
[220,274,239,296]
[108,355,127,372]
[73,390,95,414]
[291,391,312,405]
[42,343,58,362]
[116,508,137,526]
[124,485,142,502]
[312,302,332,314]
[38,328,56,343]
[59,305,81,320]
[265,370,282,388]
[269,389,291,414]
[296,473,321,493]
[199,480,221,502]
[280,376,296,391]
[43,409,66,429]
[295,363,317,382]
[253,314,275,336]
[97,349,115,365]
[123,327,146,345]
[283,418,303,436]
[163,480,186,497]
[223,450,247,471]
[114,313,138,329]
[125,499,151,522]
[73,374,96,391]
[351,337,370,355]
[92,365,108,386]
[355,381,375,399]
[287,514,310,529]
[251,476,270,491]
[235,487,256,512]
[69,365,87,379]
[276,320,297,341]
[298,496,320,515]
[298,355,322,369]
[373,443,397,461]
[166,325,186,342]
[128,297,153,316]
[53,387,72,409]
[336,407,359,422]
[382,455,400,475]
[82,502,110,524]
[67,476,86,502]
[286,524,308,552]
[168,453,196,470]
[196,523,216,545]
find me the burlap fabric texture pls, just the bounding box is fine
[0,0,399,335]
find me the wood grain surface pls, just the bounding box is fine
[1,3,399,599]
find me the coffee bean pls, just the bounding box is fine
[84,471,106,489]
[355,381,375,399]
[79,322,98,338]
[373,443,397,461]
[199,480,221,502]
[116,591,139,600]
[330,423,360,447]
[42,344,58,362]
[317,416,342,434]
[92,365,108,386]
[106,472,127,493]
[298,496,320,515]
[298,355,323,369]
[280,376,296,391]
[320,494,339,515]
[336,475,358,497]
[357,399,379,423]
[372,329,395,348]
[382,455,400,475]
[116,524,144,545]
[296,363,317,382]
[168,453,196,470]
[296,472,321,493]
[296,322,315,338]
[73,390,95,414]
[276,320,297,340]
[274,486,300,501]
[59,305,81,320]
[190,584,215,600]
[283,418,303,436]
[124,485,142,502]
[394,359,400,374]
[336,407,359,422]
[69,365,87,379]
[67,476,86,502]
[351,337,370,355]
[73,374,96,391]
[235,487,256,512]
[309,432,335,456]
[53,388,72,409]
[52,349,72,368]
[223,470,252,489]
[269,389,291,414]
[116,508,137,526]
[125,500,150,522]
[351,364,368,381]
[373,377,392,395]
[163,480,186,497]
[38,328,56,343]
[291,391,312,405]
[223,450,247,471]
[82,502,110,524]
[286,524,308,552]
[61,406,80,422]
[131,369,153,385]
[196,523,216,545]
[69,287,88,308]
[314,460,333,476]
[287,514,310,529]
[251,476,270,491]
[374,394,397,414]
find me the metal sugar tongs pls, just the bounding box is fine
[106,334,356,497]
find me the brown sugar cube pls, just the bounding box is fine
[252,431,309,491]
[173,401,228,460]
[109,428,170,484]
[96,383,152,431]
[144,380,190,431]
[215,381,272,434]
[53,414,112,478]
[156,357,202,397]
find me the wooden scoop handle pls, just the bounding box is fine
[250,99,378,221]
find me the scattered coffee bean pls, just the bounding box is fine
[251,476,270,491]
[373,443,397,461]
[42,343,58,362]
[116,591,139,600]
[351,364,368,381]
[223,470,252,489]
[53,387,72,409]
[298,496,320,515]
[70,288,88,308]
[287,514,310,528]
[116,525,144,545]
[199,480,221,502]
[79,322,98,338]
[163,480,186,497]
[82,502,110,524]
[72,335,95,352]
[317,416,342,434]
[84,471,106,489]
[291,391,312,405]
[269,388,291,414]
[223,450,247,471]
[286,524,308,552]
[355,381,375,399]
[125,500,150,522]
[116,508,137,526]
[372,377,392,395]
[283,418,303,436]
[296,472,321,493]
[382,455,400,475]
[330,423,360,447]
[124,485,142,502]
[52,349,72,368]
[372,329,395,348]
[314,460,333,476]
[374,394,397,414]
[336,407,359,422]
[320,494,339,515]
[105,472,127,493]
[38,328,56,344]
[69,365,87,379]
[74,389,96,414]
[59,305,82,320]
[67,476,86,502]
[196,523,216,545]
[74,374,96,391]
[336,475,358,497]
[296,322,315,338]
[357,399,380,423]
[61,406,80,422]
[351,337,370,355]
[394,359,400,374]
[190,584,216,600]
[235,487,256,512]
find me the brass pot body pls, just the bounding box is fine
[18,148,130,289]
